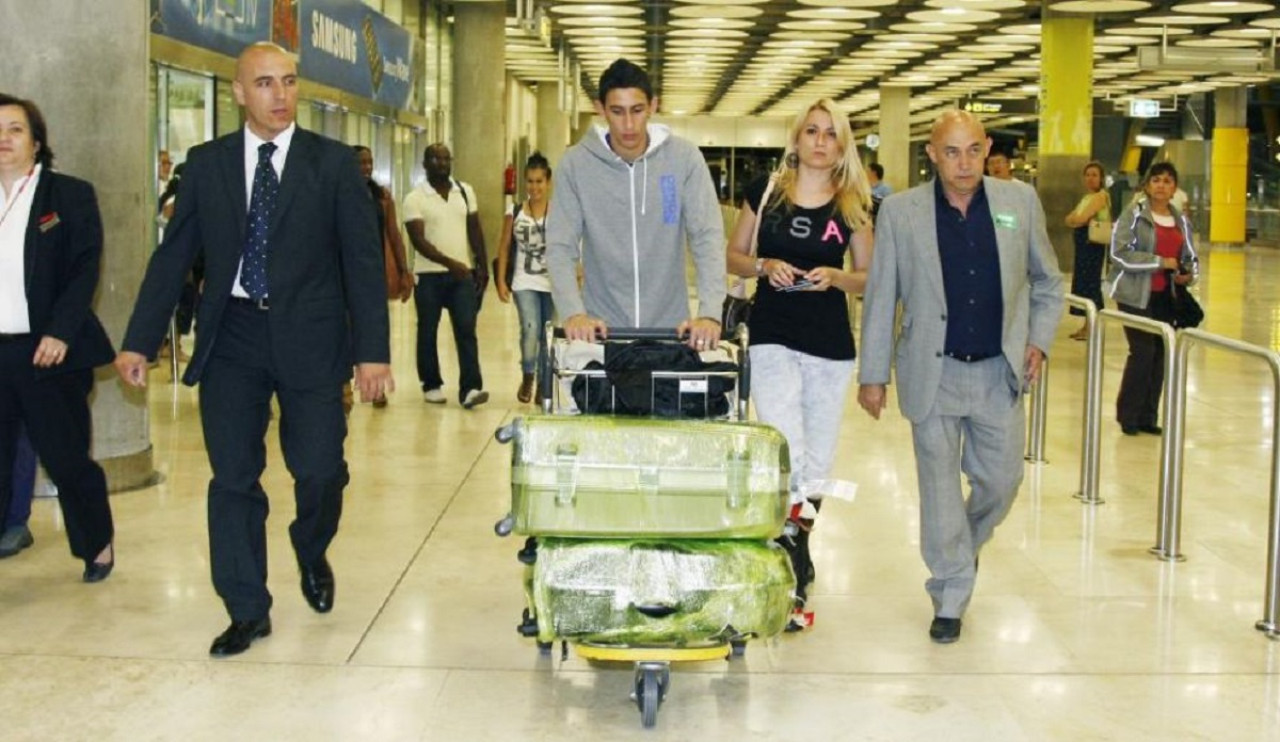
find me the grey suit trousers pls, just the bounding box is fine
[910,356,1025,619]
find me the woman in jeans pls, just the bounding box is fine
[496,153,555,403]
[1107,161,1199,436]
[725,98,874,629]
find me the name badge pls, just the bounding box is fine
[993,213,1018,229]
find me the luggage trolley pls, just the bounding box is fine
[493,326,796,729]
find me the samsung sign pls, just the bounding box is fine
[151,0,418,111]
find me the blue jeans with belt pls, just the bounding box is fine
[414,272,483,400]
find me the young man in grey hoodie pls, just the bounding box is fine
[545,58,725,351]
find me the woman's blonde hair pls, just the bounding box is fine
[767,98,873,230]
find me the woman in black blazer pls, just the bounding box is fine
[0,94,116,581]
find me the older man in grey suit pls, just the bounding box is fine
[857,110,1064,644]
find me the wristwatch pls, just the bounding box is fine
[754,258,765,276]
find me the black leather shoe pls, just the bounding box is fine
[210,617,272,656]
[1139,424,1163,435]
[82,543,114,583]
[1120,425,1140,436]
[300,557,335,613]
[929,616,962,644]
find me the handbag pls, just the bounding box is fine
[721,176,777,335]
[1087,218,1113,245]
[571,340,737,418]
[1167,277,1204,329]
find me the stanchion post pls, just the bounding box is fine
[1065,295,1102,504]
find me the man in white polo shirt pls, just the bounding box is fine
[402,143,489,408]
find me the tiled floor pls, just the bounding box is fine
[4,246,1280,740]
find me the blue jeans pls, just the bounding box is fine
[513,290,555,375]
[414,273,483,400]
[6,423,34,529]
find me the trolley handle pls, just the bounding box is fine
[549,327,682,342]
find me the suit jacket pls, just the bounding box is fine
[122,128,388,389]
[858,177,1064,423]
[21,171,115,378]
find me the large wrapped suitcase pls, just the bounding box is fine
[529,539,796,645]
[508,415,790,539]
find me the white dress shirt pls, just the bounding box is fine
[0,164,41,332]
[233,124,295,299]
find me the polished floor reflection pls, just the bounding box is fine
[4,246,1280,741]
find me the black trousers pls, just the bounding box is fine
[413,273,483,400]
[0,336,112,562]
[1117,291,1174,428]
[199,302,348,621]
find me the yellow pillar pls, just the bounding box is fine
[1038,13,1094,271]
[1211,88,1248,243]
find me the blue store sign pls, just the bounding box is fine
[151,0,420,112]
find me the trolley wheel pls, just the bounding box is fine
[729,638,747,658]
[536,640,553,657]
[635,667,661,728]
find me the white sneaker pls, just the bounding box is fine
[462,389,489,409]
[424,388,446,404]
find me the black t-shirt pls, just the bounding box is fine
[744,176,856,361]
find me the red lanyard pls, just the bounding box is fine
[0,165,36,231]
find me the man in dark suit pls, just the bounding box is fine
[114,43,393,656]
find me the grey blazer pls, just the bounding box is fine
[858,177,1064,423]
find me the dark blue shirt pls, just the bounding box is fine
[934,178,1003,359]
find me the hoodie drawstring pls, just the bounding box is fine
[641,158,648,216]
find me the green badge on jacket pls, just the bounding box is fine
[993,213,1018,229]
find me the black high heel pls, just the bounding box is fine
[83,543,114,583]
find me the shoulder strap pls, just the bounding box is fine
[454,179,471,210]
[750,176,776,258]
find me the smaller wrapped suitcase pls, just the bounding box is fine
[529,539,796,646]
[507,415,790,539]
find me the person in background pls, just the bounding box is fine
[157,162,197,364]
[0,425,36,558]
[1063,161,1111,340]
[354,145,412,409]
[985,147,1014,180]
[858,110,1064,644]
[1107,161,1199,437]
[402,143,490,409]
[545,58,724,349]
[725,98,874,631]
[0,93,117,582]
[867,162,892,201]
[495,152,555,404]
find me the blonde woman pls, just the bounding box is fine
[726,98,874,630]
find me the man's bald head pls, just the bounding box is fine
[930,110,986,147]
[926,109,991,201]
[232,42,298,140]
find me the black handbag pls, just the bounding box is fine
[1167,275,1204,329]
[721,295,751,336]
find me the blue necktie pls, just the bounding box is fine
[241,141,279,300]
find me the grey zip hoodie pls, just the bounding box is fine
[545,124,725,328]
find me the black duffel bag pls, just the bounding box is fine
[572,340,737,418]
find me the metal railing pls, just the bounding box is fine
[1090,307,1177,516]
[1063,295,1103,503]
[1151,328,1280,639]
[1024,355,1049,463]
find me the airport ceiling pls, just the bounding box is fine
[502,0,1280,132]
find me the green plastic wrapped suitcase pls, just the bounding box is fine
[528,538,796,646]
[507,415,790,539]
